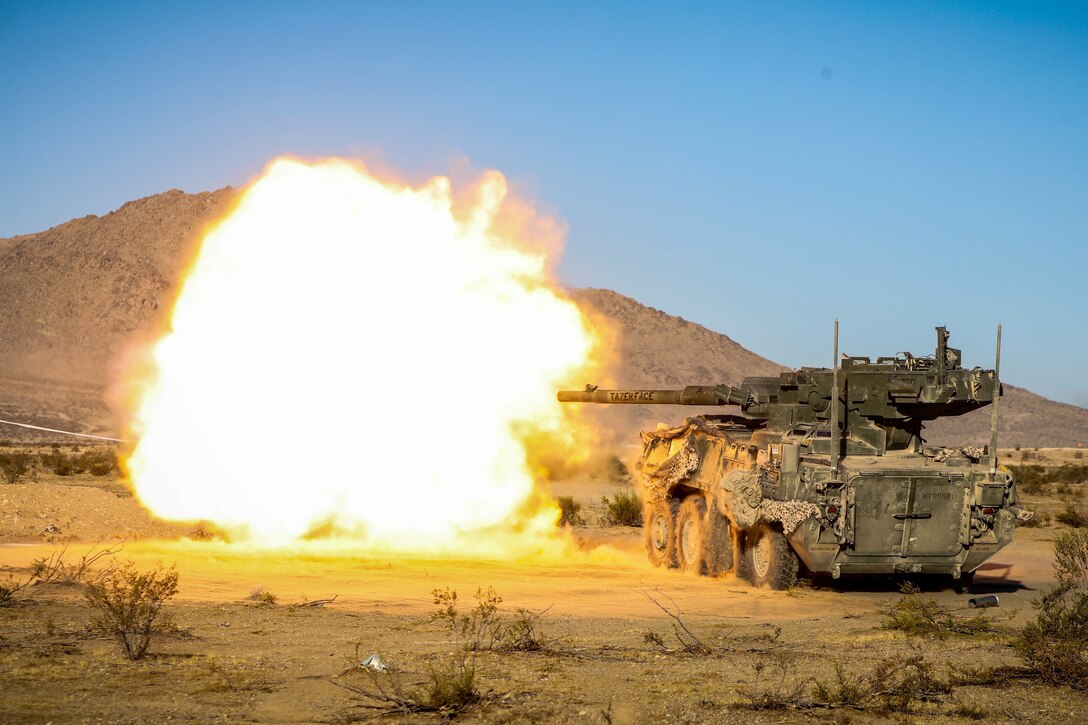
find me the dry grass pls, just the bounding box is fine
[738,653,953,714]
[882,589,994,639]
[84,562,179,660]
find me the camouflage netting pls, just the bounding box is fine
[642,437,700,490]
[760,500,820,534]
[642,417,732,442]
[717,470,762,528]
[933,446,985,462]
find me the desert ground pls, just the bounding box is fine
[1,446,1087,723]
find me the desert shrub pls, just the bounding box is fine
[882,592,992,638]
[40,447,118,477]
[0,541,120,606]
[1054,527,1088,587]
[420,661,479,711]
[338,587,492,714]
[1011,464,1088,494]
[1055,502,1088,528]
[0,452,32,484]
[246,588,278,605]
[502,606,550,652]
[41,449,75,476]
[639,589,709,654]
[337,585,552,713]
[950,703,988,720]
[556,496,583,526]
[1015,529,1088,688]
[84,562,179,660]
[1076,451,1085,460]
[0,573,32,607]
[602,490,642,527]
[77,448,117,476]
[31,540,123,585]
[606,455,631,483]
[1056,464,1088,484]
[812,655,950,710]
[739,654,952,713]
[1009,464,1047,492]
[1015,585,1088,687]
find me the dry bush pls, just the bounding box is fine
[336,660,478,715]
[432,585,505,652]
[0,452,32,483]
[0,571,33,607]
[336,587,497,715]
[31,540,124,586]
[557,496,584,526]
[1054,527,1088,587]
[1015,529,1088,688]
[739,653,952,713]
[501,605,552,651]
[1,541,121,606]
[601,490,643,527]
[882,591,992,639]
[336,585,553,714]
[39,447,118,477]
[84,561,179,660]
[1055,500,1088,528]
[246,588,279,606]
[639,589,709,654]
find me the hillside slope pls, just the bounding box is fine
[0,189,232,440]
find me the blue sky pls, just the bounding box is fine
[2,1,1086,405]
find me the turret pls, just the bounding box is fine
[558,327,1001,456]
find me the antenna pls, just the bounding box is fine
[989,323,1002,479]
[831,319,841,477]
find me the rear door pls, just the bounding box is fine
[848,473,967,557]
[904,475,969,556]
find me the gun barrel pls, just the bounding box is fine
[557,385,748,406]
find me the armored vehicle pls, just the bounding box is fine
[559,327,1029,589]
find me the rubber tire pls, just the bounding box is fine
[704,505,734,576]
[742,522,799,590]
[676,497,709,576]
[644,499,680,568]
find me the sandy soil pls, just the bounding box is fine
[2,467,1087,723]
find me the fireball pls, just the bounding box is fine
[123,157,597,551]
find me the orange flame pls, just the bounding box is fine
[123,157,598,554]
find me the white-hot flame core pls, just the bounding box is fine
[125,158,595,550]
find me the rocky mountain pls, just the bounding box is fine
[0,189,1085,448]
[0,189,232,441]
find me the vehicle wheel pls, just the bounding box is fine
[676,496,709,575]
[704,505,734,576]
[742,522,799,590]
[644,499,680,568]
